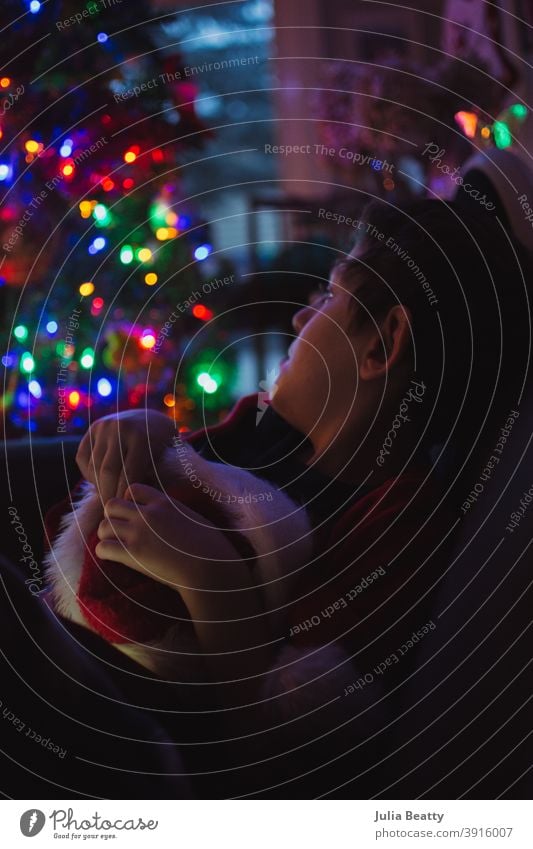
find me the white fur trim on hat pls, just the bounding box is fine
[43,481,100,629]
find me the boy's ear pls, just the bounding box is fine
[359,305,412,381]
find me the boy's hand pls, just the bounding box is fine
[76,410,176,504]
[95,483,241,588]
[96,483,276,701]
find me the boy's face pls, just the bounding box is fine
[270,270,370,445]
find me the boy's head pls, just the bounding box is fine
[271,198,531,479]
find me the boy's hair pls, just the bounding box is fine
[335,199,532,489]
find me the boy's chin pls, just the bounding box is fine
[268,387,293,426]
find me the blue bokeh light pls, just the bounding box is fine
[97,378,112,397]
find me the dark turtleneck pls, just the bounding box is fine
[194,402,373,531]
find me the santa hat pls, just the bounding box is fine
[43,441,314,677]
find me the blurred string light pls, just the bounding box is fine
[188,352,232,407]
[29,0,41,12]
[68,390,80,409]
[192,304,213,321]
[137,247,152,262]
[61,159,75,177]
[28,379,41,398]
[93,203,107,220]
[60,139,73,157]
[149,200,170,227]
[453,104,528,149]
[196,371,218,394]
[120,244,134,264]
[14,324,28,341]
[97,377,112,397]
[493,104,528,149]
[93,203,112,226]
[144,272,158,286]
[79,281,95,296]
[80,347,94,369]
[140,330,156,349]
[0,163,13,181]
[88,236,106,254]
[493,120,512,149]
[79,200,94,218]
[56,341,74,359]
[46,320,58,334]
[454,111,478,139]
[124,146,139,163]
[97,32,108,43]
[194,244,212,261]
[25,139,41,154]
[91,296,104,317]
[20,352,34,373]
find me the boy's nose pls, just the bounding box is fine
[292,304,314,334]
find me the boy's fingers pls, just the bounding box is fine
[95,540,152,578]
[77,432,105,485]
[124,483,161,504]
[116,440,150,498]
[115,470,129,500]
[97,447,123,504]
[97,517,131,540]
[104,498,138,520]
[75,432,90,474]
[95,538,135,566]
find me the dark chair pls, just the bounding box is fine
[0,436,81,567]
[0,555,190,799]
[382,385,533,799]
[0,438,195,798]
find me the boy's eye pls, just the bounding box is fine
[312,287,334,306]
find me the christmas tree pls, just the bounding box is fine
[0,0,235,438]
